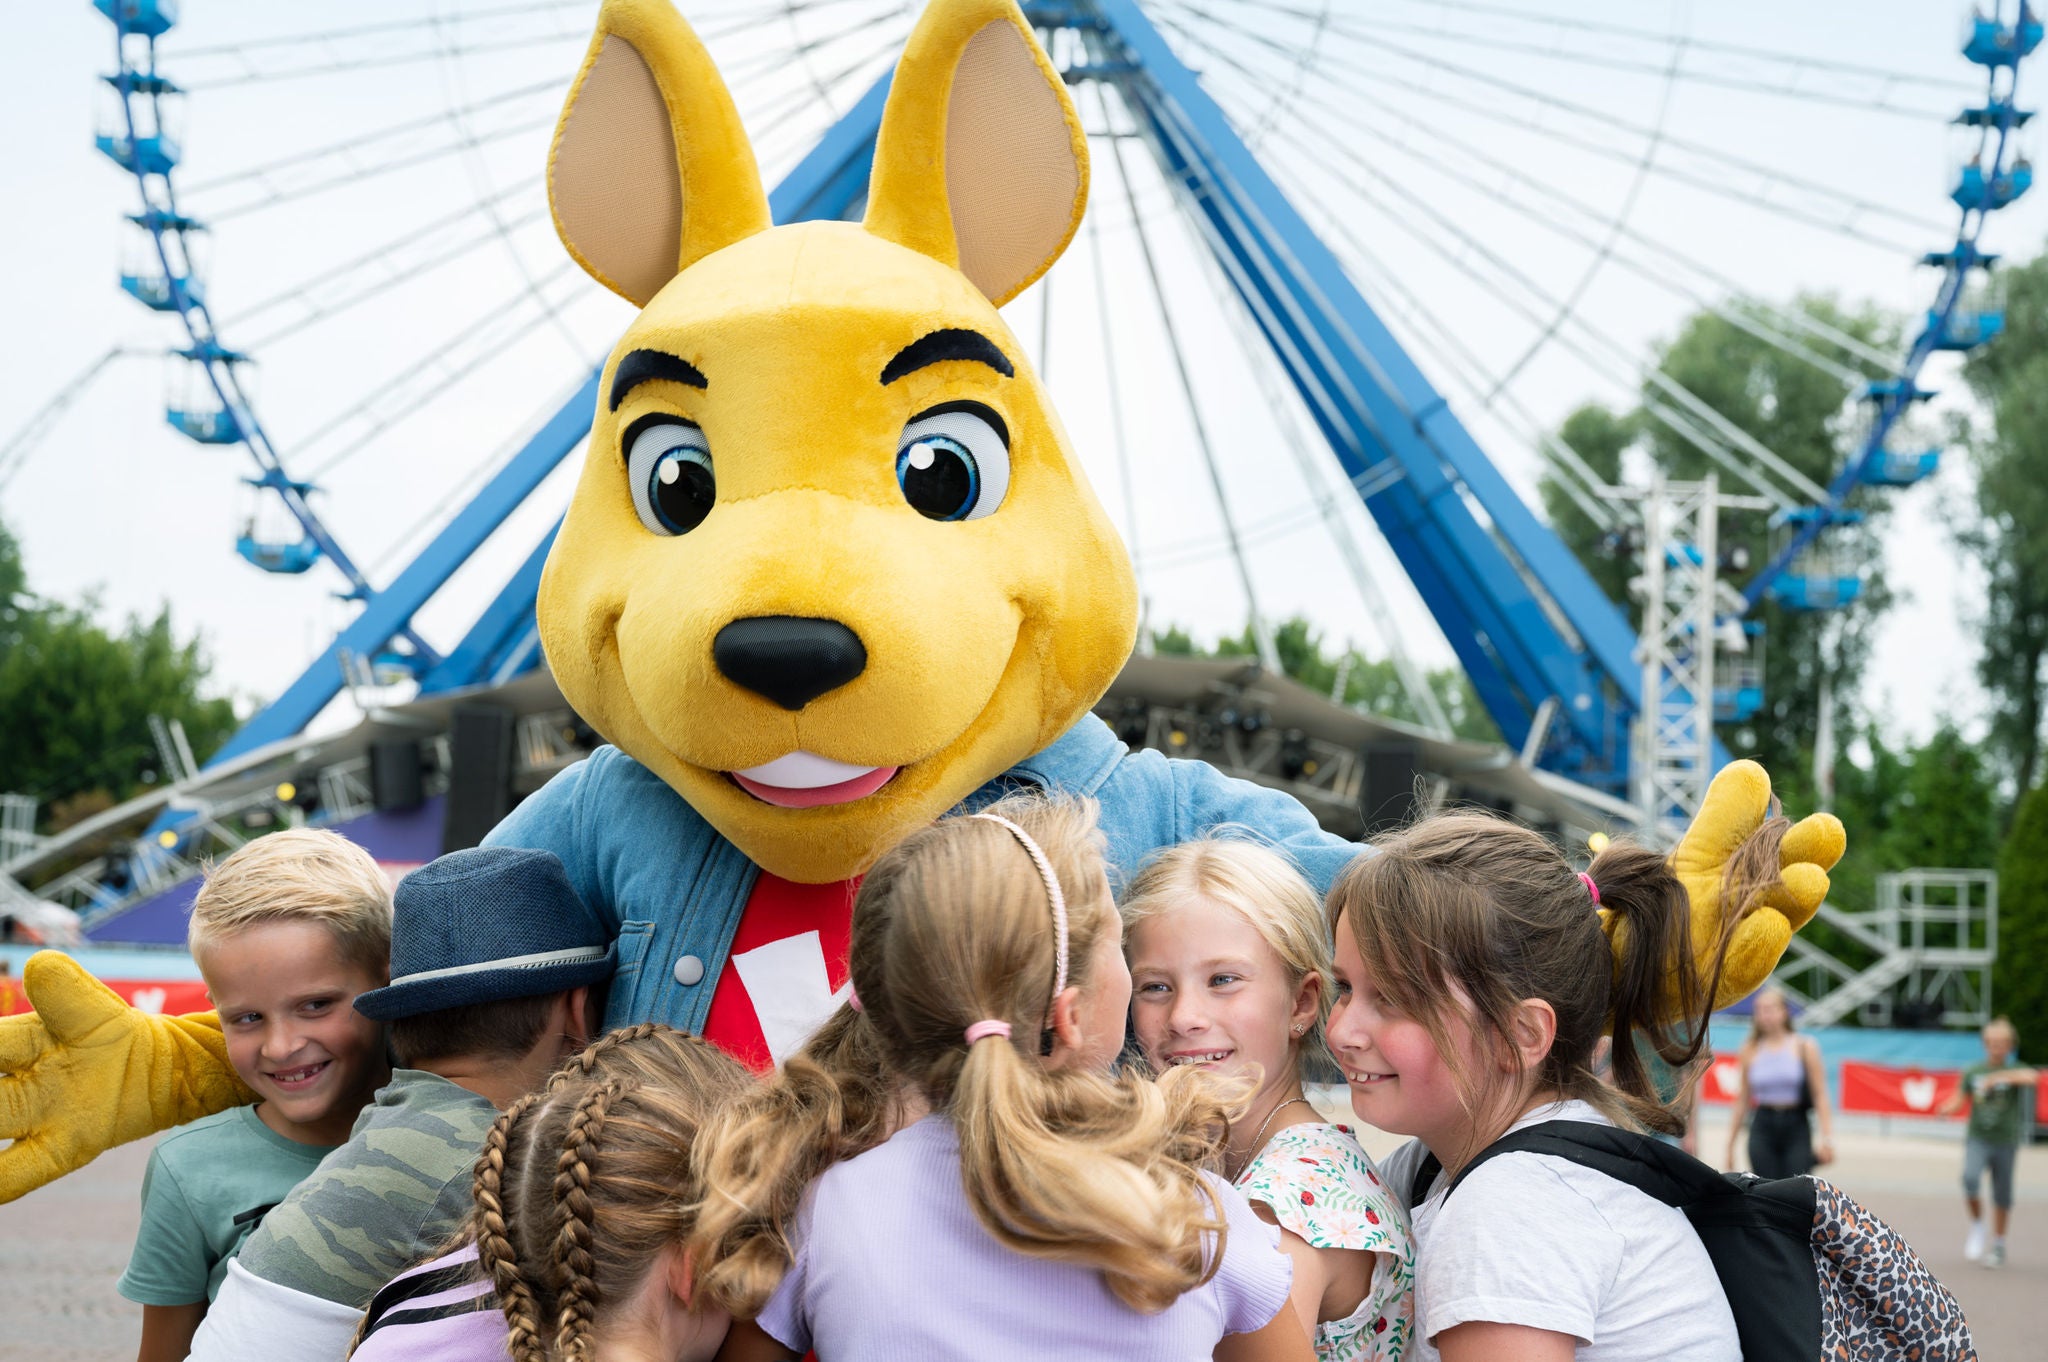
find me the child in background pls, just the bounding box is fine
[347,1022,752,1361]
[119,830,393,1362]
[1124,839,1414,1361]
[1326,812,1782,1362]
[1937,1015,2038,1269]
[691,796,1312,1362]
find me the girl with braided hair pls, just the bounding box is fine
[348,1023,750,1362]
[693,794,1313,1362]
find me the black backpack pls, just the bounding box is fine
[1412,1121,1975,1362]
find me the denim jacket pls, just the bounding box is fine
[485,712,1360,1031]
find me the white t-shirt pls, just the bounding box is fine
[186,1258,364,1362]
[1405,1101,1739,1362]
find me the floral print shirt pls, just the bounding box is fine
[1237,1121,1416,1362]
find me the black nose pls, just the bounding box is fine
[713,616,868,711]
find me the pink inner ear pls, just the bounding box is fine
[551,36,685,307]
[943,20,1084,305]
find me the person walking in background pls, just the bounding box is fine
[1938,1016,2038,1270]
[1723,986,1835,1177]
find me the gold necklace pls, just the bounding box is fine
[1229,1095,1313,1180]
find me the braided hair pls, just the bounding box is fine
[467,1024,751,1362]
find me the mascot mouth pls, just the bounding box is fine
[727,751,901,808]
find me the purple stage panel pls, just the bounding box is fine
[86,797,447,946]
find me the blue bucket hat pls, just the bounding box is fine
[354,846,617,1022]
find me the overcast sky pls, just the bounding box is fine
[4,0,2044,760]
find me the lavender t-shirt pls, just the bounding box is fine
[757,1115,1293,1360]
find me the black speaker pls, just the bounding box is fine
[1359,741,1422,838]
[369,739,426,813]
[441,705,517,853]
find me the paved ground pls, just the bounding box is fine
[3,1111,2043,1359]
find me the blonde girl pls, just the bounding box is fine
[691,795,1313,1362]
[1326,812,1785,1362]
[1722,985,1834,1178]
[348,1023,751,1362]
[1124,840,1415,1361]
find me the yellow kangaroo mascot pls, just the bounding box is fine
[0,0,1842,1196]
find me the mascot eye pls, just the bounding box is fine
[624,417,715,536]
[895,402,1010,522]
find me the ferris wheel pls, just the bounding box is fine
[32,0,2041,841]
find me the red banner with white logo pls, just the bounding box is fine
[1697,1051,1744,1104]
[1838,1060,1961,1117]
[0,977,211,1018]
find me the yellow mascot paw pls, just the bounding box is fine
[0,951,244,1202]
[1661,761,1843,1012]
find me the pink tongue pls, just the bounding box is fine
[729,765,899,808]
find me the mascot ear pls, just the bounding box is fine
[865,0,1089,307]
[549,0,771,306]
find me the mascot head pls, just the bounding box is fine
[538,0,1139,882]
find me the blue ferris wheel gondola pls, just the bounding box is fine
[1744,0,2038,616]
[93,0,439,667]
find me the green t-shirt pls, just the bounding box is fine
[1961,1060,2035,1146]
[235,1067,499,1308]
[117,1104,339,1306]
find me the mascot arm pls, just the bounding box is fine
[1601,760,1845,1014]
[481,752,617,926]
[0,951,252,1202]
[1171,757,1362,894]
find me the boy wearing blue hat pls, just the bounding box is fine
[185,846,618,1362]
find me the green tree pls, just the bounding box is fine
[1538,402,1635,615]
[0,520,24,628]
[1994,781,2048,1049]
[1959,252,2048,803]
[1880,724,2002,873]
[0,601,239,817]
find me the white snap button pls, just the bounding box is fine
[673,954,705,986]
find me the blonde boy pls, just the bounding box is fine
[118,830,393,1362]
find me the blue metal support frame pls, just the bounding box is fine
[1088,0,1651,785]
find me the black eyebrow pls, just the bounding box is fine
[879,329,1015,385]
[609,349,708,411]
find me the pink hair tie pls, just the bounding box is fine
[1578,871,1601,906]
[964,1019,1013,1045]
[846,986,863,1013]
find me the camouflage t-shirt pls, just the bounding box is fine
[234,1068,498,1308]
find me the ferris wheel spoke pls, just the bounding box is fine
[1255,112,1817,508]
[295,260,585,482]
[195,108,562,223]
[1163,0,1949,253]
[1180,0,1965,119]
[217,182,539,332]
[241,205,554,353]
[182,77,568,202]
[170,3,806,91]
[1224,53,1892,390]
[1249,140,1624,530]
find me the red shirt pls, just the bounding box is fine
[699,871,859,1072]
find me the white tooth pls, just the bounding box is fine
[733,751,879,789]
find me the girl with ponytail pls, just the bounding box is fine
[1324,812,1787,1362]
[692,794,1314,1362]
[347,1023,750,1362]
